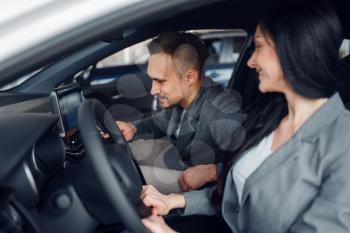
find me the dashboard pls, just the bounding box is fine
[0,84,97,233]
[0,81,138,233]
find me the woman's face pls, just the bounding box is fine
[247,25,288,93]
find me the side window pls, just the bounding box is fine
[197,29,247,88]
[92,40,150,86]
[97,40,150,68]
[339,39,350,59]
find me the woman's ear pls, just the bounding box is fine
[185,69,199,86]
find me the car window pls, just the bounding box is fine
[199,30,246,64]
[97,40,150,68]
[198,29,247,87]
[339,39,350,59]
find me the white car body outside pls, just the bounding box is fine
[0,0,142,63]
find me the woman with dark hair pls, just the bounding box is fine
[140,1,350,232]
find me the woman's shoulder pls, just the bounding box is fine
[332,108,350,129]
[317,109,350,154]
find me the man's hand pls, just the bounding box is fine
[115,120,137,141]
[141,185,185,216]
[179,164,217,192]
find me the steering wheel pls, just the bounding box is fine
[77,99,149,233]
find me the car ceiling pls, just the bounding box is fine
[0,0,349,88]
[171,0,350,37]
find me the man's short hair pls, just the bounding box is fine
[147,32,208,76]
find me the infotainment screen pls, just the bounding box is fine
[50,83,84,137]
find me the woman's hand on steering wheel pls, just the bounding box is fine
[142,215,178,233]
[141,185,186,216]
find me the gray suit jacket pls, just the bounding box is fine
[182,93,350,233]
[134,76,243,167]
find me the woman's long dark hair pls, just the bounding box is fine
[211,0,343,210]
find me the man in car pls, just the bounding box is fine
[116,32,243,194]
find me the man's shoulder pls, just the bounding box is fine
[202,87,242,115]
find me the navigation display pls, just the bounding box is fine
[50,83,84,137]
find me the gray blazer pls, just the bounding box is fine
[134,76,242,168]
[182,93,350,233]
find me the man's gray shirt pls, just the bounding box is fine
[134,76,243,169]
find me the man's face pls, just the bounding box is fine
[147,53,188,108]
